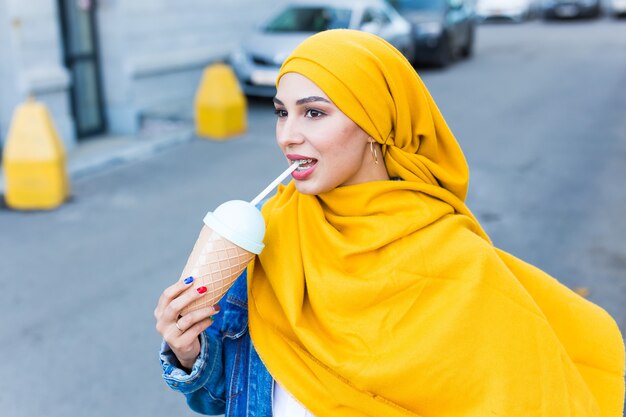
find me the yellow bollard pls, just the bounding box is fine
[2,97,70,210]
[194,63,247,139]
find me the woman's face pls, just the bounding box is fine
[274,72,387,195]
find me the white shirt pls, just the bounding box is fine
[273,381,315,416]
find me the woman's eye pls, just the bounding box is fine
[305,109,324,118]
[274,109,287,118]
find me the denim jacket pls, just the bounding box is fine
[160,269,275,416]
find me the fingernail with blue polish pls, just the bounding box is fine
[183,276,193,285]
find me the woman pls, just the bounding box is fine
[155,29,624,416]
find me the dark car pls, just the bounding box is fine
[388,0,476,68]
[542,0,602,18]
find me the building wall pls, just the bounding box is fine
[0,0,13,146]
[1,0,288,150]
[0,0,75,150]
[96,0,288,134]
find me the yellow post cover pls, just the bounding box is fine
[2,98,70,210]
[194,63,247,139]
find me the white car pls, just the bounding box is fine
[612,0,626,16]
[228,0,414,97]
[477,0,540,22]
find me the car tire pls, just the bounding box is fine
[542,9,555,20]
[460,27,474,59]
[433,34,453,68]
[591,5,602,18]
[401,43,417,65]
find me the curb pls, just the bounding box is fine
[0,123,195,196]
[69,125,195,180]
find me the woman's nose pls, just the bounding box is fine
[276,118,305,149]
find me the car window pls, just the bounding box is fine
[362,7,392,25]
[264,6,352,32]
[389,0,445,11]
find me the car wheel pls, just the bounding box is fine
[542,9,555,20]
[433,34,453,68]
[592,4,602,17]
[400,42,416,65]
[460,27,474,59]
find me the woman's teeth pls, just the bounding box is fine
[293,159,315,171]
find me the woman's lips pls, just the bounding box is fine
[292,161,317,180]
[287,156,318,180]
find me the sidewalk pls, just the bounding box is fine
[66,119,195,181]
[0,106,195,196]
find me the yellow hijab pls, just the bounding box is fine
[248,30,624,416]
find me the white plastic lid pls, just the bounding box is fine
[203,200,266,254]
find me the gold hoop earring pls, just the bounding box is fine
[369,140,379,165]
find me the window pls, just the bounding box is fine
[362,7,392,26]
[265,7,352,32]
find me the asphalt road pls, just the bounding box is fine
[1,18,625,417]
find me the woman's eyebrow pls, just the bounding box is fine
[272,96,330,106]
[296,96,330,105]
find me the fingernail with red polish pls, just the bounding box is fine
[196,286,207,295]
[213,304,221,313]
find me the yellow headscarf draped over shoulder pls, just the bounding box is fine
[248,30,624,416]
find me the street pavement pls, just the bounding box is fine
[1,17,625,417]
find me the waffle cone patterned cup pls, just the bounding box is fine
[179,200,265,316]
[180,226,255,315]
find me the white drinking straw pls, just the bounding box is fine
[250,162,300,206]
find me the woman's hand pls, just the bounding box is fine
[154,277,220,371]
